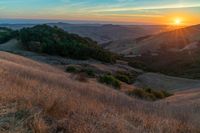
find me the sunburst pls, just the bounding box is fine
[174,18,182,26]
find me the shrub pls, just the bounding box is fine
[152,91,165,99]
[128,88,156,101]
[114,71,138,84]
[99,75,121,89]
[128,60,149,71]
[66,66,97,78]
[66,66,79,73]
[115,74,130,83]
[127,88,172,101]
[82,68,96,77]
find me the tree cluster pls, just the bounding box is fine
[18,25,116,63]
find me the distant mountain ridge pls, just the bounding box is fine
[0,23,167,44]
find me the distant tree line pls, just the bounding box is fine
[18,25,117,63]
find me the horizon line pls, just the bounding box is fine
[0,18,193,26]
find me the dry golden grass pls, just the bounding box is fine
[0,51,200,133]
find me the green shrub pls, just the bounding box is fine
[82,68,96,77]
[99,75,121,89]
[128,60,150,71]
[115,73,131,84]
[66,66,79,73]
[114,71,137,84]
[127,88,156,101]
[127,88,172,101]
[144,87,165,99]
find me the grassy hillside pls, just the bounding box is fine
[106,24,200,55]
[17,25,117,63]
[0,51,200,133]
[132,24,200,54]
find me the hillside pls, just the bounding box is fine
[105,24,200,55]
[111,24,200,79]
[127,46,200,79]
[17,25,117,63]
[2,39,200,91]
[0,51,200,133]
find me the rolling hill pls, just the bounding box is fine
[15,25,117,63]
[105,24,200,55]
[0,51,200,133]
[51,23,167,44]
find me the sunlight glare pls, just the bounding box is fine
[174,18,182,25]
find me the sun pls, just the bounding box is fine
[174,18,182,26]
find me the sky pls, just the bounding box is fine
[0,0,200,25]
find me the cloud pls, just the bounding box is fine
[91,3,200,12]
[103,13,164,18]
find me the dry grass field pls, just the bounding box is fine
[0,51,200,133]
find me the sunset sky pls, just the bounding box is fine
[1,0,200,25]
